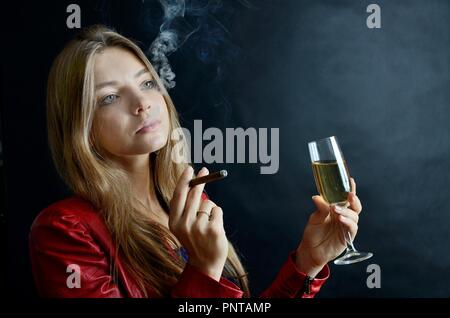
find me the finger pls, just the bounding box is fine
[333,205,359,223]
[170,166,194,223]
[348,192,363,214]
[198,199,217,214]
[196,199,217,226]
[310,195,331,223]
[350,178,357,195]
[209,206,223,228]
[183,167,209,225]
[338,215,358,240]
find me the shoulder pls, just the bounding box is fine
[29,195,110,249]
[31,196,100,231]
[29,195,115,265]
[29,196,123,297]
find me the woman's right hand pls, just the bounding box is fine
[169,166,229,281]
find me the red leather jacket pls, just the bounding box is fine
[29,194,329,298]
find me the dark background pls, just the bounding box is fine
[2,0,449,298]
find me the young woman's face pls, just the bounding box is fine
[92,47,170,159]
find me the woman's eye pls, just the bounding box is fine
[142,80,157,90]
[100,94,118,106]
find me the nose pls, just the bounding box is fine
[132,92,152,115]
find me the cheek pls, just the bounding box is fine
[148,102,171,147]
[93,111,129,153]
[162,103,171,135]
[151,96,171,138]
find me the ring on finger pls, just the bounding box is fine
[196,211,211,218]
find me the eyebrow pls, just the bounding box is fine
[95,68,151,90]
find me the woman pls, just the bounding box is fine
[29,25,364,298]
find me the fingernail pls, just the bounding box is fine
[201,167,209,174]
[334,205,343,213]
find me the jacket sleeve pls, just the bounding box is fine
[171,264,244,298]
[259,252,330,298]
[29,212,124,298]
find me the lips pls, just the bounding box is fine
[136,119,161,134]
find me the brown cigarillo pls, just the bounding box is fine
[189,169,228,187]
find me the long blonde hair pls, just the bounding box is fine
[46,25,249,297]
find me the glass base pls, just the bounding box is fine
[333,251,373,265]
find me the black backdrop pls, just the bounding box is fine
[2,0,450,298]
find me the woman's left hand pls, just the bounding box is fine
[295,178,363,277]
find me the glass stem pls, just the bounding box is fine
[346,231,357,252]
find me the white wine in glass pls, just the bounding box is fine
[308,136,373,265]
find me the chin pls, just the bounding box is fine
[135,139,168,155]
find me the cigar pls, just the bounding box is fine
[189,169,228,187]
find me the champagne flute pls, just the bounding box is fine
[308,136,373,265]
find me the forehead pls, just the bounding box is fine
[93,47,147,83]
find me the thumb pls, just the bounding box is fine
[310,195,331,222]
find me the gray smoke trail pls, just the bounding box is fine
[149,0,197,89]
[149,29,178,89]
[147,0,255,90]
